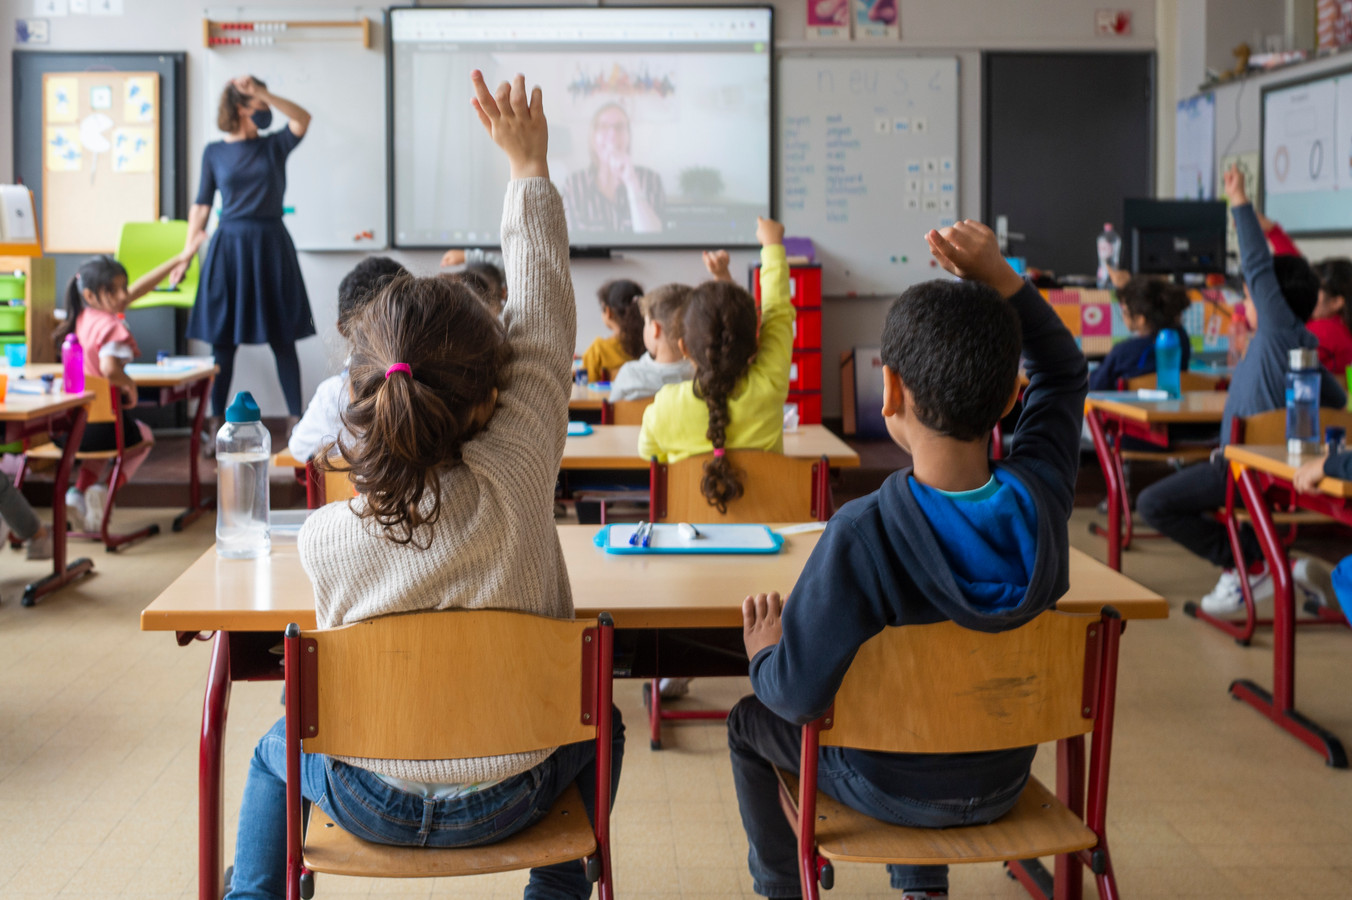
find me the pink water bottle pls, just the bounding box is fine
[61,333,84,394]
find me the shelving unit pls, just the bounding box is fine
[752,263,824,424]
[0,258,57,364]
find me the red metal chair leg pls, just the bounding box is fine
[200,632,232,900]
[1085,411,1123,571]
[1054,736,1085,900]
[20,407,95,607]
[648,678,663,750]
[174,375,216,531]
[592,615,616,900]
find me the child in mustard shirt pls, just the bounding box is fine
[580,279,645,383]
[637,217,793,509]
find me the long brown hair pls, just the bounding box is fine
[217,76,267,133]
[598,279,645,359]
[321,274,510,546]
[681,281,759,512]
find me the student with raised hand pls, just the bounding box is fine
[728,219,1088,900]
[1138,165,1346,615]
[222,72,622,900]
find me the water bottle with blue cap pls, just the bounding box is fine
[216,391,271,558]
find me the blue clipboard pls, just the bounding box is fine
[567,421,594,436]
[593,523,785,555]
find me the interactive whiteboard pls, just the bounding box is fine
[777,56,960,297]
[1261,66,1352,235]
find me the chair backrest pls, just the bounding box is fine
[116,221,200,309]
[609,398,653,426]
[651,449,826,523]
[819,610,1102,754]
[83,374,118,426]
[1124,371,1222,392]
[1238,407,1352,445]
[295,609,604,760]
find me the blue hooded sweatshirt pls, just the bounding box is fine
[748,280,1089,799]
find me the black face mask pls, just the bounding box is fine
[251,108,273,130]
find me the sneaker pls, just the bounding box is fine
[64,487,87,532]
[84,484,108,533]
[1292,557,1334,610]
[1200,565,1272,615]
[658,677,691,699]
[26,528,53,561]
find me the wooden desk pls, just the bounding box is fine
[1084,391,1227,571]
[143,525,1163,900]
[568,383,610,412]
[1,389,94,605]
[561,425,861,470]
[1221,444,1352,767]
[16,360,219,531]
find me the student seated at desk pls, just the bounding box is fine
[287,256,407,462]
[1088,276,1191,390]
[223,73,623,900]
[1308,259,1352,377]
[1138,166,1346,615]
[580,278,645,383]
[608,283,694,401]
[729,219,1087,900]
[56,251,197,531]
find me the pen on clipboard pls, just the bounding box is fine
[640,521,653,548]
[628,521,647,546]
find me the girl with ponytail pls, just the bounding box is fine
[638,217,794,512]
[580,278,645,382]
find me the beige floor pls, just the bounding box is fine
[1,508,1351,899]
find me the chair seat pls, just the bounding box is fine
[1233,510,1334,526]
[776,770,1096,866]
[27,442,121,461]
[303,782,597,878]
[1119,446,1214,464]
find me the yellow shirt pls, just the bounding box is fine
[581,335,633,384]
[638,244,793,463]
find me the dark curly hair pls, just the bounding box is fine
[338,256,407,336]
[597,279,646,360]
[1314,258,1352,334]
[1271,255,1321,324]
[1118,277,1191,334]
[681,281,760,512]
[881,279,1022,442]
[322,274,510,547]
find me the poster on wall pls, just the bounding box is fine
[1220,151,1259,257]
[1175,93,1215,200]
[806,0,850,40]
[41,71,159,252]
[852,0,898,41]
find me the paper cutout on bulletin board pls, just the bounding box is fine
[853,0,899,40]
[124,76,155,122]
[45,76,78,123]
[1221,151,1260,257]
[90,85,112,110]
[112,127,154,173]
[44,127,82,171]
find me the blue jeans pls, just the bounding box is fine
[226,709,624,900]
[727,697,1027,896]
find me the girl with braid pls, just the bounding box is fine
[638,217,794,512]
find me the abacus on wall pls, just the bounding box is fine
[203,17,371,48]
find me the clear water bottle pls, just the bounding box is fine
[1286,349,1322,457]
[216,391,271,559]
[61,333,84,395]
[1096,223,1121,288]
[1155,328,1182,399]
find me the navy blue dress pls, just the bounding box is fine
[189,128,315,346]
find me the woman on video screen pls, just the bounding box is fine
[562,103,665,235]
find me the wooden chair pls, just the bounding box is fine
[777,609,1124,900]
[282,609,616,900]
[1191,407,1352,645]
[643,450,830,749]
[600,397,654,425]
[22,375,158,551]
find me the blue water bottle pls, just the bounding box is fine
[1286,348,1322,456]
[1155,328,1182,399]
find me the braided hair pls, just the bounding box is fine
[681,281,760,512]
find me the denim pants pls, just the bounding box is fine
[727,697,1027,896]
[226,709,624,900]
[1137,456,1261,569]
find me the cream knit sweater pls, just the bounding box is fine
[298,178,576,783]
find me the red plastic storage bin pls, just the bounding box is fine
[751,264,823,309]
[788,391,822,425]
[789,351,822,393]
[793,308,822,350]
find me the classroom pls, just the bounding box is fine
[2,1,1352,898]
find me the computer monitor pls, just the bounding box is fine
[1122,199,1227,276]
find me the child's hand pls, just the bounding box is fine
[742,591,784,658]
[471,71,548,181]
[756,217,785,247]
[1223,164,1249,207]
[926,219,1025,298]
[1293,455,1327,494]
[703,250,733,282]
[441,249,467,268]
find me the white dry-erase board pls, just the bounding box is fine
[203,7,388,251]
[778,56,959,297]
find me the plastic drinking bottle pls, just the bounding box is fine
[61,333,84,394]
[1286,348,1322,457]
[216,391,272,559]
[1154,329,1182,400]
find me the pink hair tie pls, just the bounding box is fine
[713,448,725,457]
[385,363,412,380]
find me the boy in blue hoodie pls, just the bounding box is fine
[727,219,1088,900]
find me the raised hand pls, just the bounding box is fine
[703,250,732,282]
[741,591,784,659]
[232,75,262,98]
[471,71,548,181]
[1223,164,1248,207]
[756,216,785,247]
[440,249,467,268]
[926,219,1024,298]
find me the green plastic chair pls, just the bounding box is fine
[117,221,200,310]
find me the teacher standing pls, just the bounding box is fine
[177,76,315,421]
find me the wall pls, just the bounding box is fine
[1205,0,1287,74]
[3,0,1157,417]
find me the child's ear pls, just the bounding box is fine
[1003,380,1021,418]
[1333,294,1347,313]
[651,319,663,339]
[82,288,99,307]
[677,337,690,360]
[881,365,905,418]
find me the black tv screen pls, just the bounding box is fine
[389,6,774,249]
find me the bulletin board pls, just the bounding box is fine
[40,71,161,253]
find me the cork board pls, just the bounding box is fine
[41,71,160,253]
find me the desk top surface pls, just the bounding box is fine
[1085,391,1228,424]
[0,389,91,421]
[1224,444,1352,499]
[568,384,610,410]
[562,425,860,469]
[141,525,1166,633]
[15,360,218,388]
